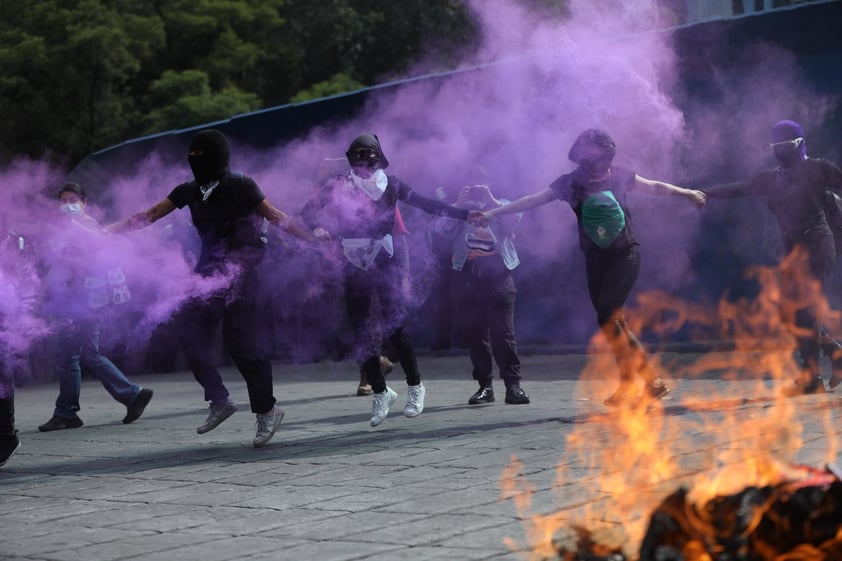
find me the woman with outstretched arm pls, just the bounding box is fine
[477,128,705,407]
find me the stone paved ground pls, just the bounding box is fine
[2,351,841,561]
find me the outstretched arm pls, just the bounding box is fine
[481,188,556,222]
[256,198,326,241]
[400,188,470,220]
[634,175,706,207]
[105,199,176,234]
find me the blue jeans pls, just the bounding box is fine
[53,320,140,420]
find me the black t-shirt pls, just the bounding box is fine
[549,166,637,252]
[167,172,266,274]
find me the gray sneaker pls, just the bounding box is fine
[196,401,237,434]
[253,404,285,448]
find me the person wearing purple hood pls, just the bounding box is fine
[703,120,842,396]
[107,129,323,447]
[476,129,705,408]
[300,133,475,426]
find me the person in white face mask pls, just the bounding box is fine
[37,182,153,433]
[58,183,98,229]
[300,133,481,426]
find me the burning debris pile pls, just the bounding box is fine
[555,465,842,561]
[502,255,842,561]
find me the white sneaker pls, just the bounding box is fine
[253,404,285,447]
[404,383,425,417]
[370,387,397,427]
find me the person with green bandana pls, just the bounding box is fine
[475,129,705,407]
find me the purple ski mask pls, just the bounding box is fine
[769,120,807,169]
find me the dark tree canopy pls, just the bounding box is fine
[0,0,481,167]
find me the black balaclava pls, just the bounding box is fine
[188,129,230,184]
[568,128,616,176]
[346,133,389,179]
[769,120,807,169]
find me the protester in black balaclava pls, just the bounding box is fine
[188,129,230,185]
[703,120,842,396]
[107,129,326,447]
[299,132,478,427]
[477,128,706,408]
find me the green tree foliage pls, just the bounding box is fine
[290,72,365,103]
[0,0,478,167]
[0,0,164,166]
[142,69,261,132]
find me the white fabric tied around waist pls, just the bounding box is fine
[341,234,394,270]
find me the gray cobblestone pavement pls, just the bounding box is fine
[2,351,841,561]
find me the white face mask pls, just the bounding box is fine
[350,169,388,201]
[60,202,83,216]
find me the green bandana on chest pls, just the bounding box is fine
[581,190,626,248]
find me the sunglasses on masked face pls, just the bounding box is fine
[346,148,380,165]
[770,137,804,150]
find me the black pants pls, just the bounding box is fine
[781,236,836,380]
[431,258,455,347]
[0,396,13,435]
[585,244,655,383]
[451,257,521,389]
[178,267,275,414]
[344,256,420,394]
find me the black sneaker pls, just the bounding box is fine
[827,356,842,389]
[603,384,638,408]
[0,432,20,468]
[505,386,530,405]
[38,416,83,432]
[782,377,827,397]
[644,379,671,401]
[468,386,495,405]
[123,388,154,424]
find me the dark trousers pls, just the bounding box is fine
[0,396,13,435]
[781,237,836,380]
[344,256,420,394]
[178,267,275,414]
[585,244,656,383]
[451,257,521,389]
[431,259,455,347]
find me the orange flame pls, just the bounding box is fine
[502,248,842,560]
